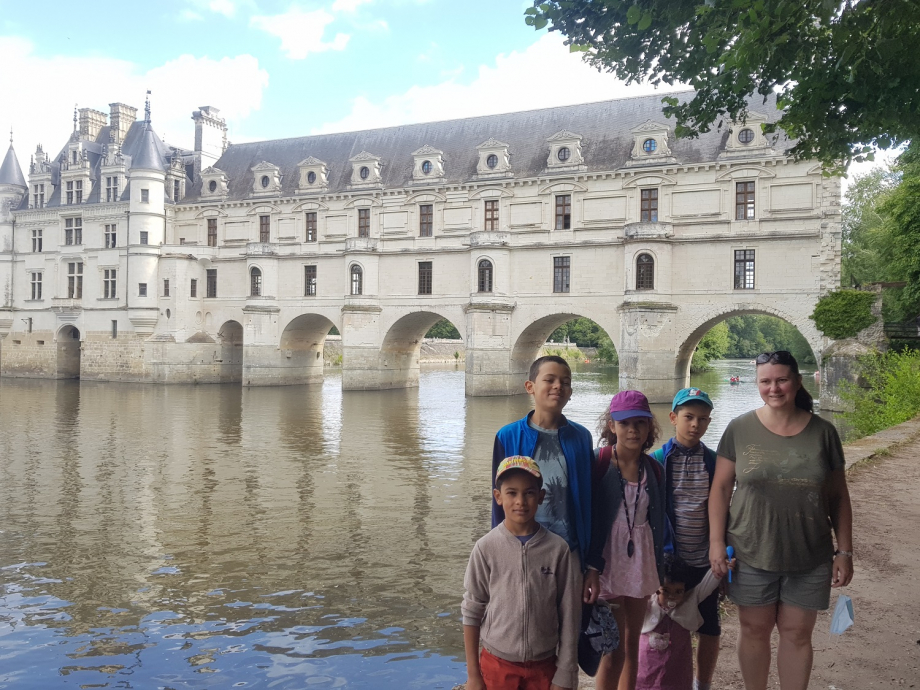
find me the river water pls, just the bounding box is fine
[0,360,822,689]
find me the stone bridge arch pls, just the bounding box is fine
[673,302,825,387]
[276,313,339,385]
[342,307,465,391]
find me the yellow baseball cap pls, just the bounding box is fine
[496,456,543,486]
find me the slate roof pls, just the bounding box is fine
[0,144,27,188]
[186,90,785,203]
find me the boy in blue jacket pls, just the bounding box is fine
[650,387,719,690]
[491,355,600,604]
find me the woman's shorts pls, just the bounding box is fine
[728,561,833,611]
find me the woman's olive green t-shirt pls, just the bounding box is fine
[717,410,845,572]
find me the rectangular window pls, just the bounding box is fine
[138,283,147,297]
[33,184,44,208]
[305,212,317,242]
[67,262,83,299]
[358,208,370,237]
[555,195,572,230]
[103,269,117,299]
[104,224,117,248]
[106,176,118,202]
[111,320,118,339]
[418,261,432,295]
[190,278,198,298]
[640,188,659,222]
[140,231,148,245]
[30,272,42,300]
[736,181,756,220]
[259,215,270,243]
[305,265,317,296]
[553,256,571,293]
[206,269,217,298]
[207,218,217,247]
[163,279,170,297]
[141,189,149,203]
[484,199,499,231]
[64,218,82,245]
[173,180,181,202]
[734,249,756,289]
[419,204,433,237]
[32,228,42,253]
[66,180,73,205]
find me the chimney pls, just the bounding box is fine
[192,106,228,172]
[109,103,138,144]
[78,108,108,141]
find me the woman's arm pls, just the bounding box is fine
[708,455,736,579]
[827,467,854,587]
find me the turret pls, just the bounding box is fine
[0,132,27,233]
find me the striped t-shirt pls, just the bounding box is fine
[666,441,711,567]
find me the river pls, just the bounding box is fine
[0,360,822,689]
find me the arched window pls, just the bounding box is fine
[250,267,262,297]
[636,253,654,290]
[350,265,363,296]
[477,259,493,293]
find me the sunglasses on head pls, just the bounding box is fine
[755,351,795,365]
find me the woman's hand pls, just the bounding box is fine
[583,568,600,604]
[710,541,729,579]
[832,553,854,588]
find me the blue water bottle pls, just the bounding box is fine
[726,546,735,583]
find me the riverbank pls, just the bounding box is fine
[452,414,920,690]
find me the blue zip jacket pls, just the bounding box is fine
[491,412,595,569]
[651,439,717,541]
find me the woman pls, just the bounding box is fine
[709,351,853,690]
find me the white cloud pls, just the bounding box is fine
[178,9,204,21]
[0,36,269,162]
[315,33,681,134]
[209,0,238,17]
[250,7,350,59]
[332,0,373,11]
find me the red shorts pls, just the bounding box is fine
[480,648,557,690]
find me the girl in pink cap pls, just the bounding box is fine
[591,390,668,690]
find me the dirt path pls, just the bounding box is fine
[708,442,920,689]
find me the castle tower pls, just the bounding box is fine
[0,133,27,327]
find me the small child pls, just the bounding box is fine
[463,456,580,690]
[592,390,667,690]
[651,387,720,690]
[636,553,729,690]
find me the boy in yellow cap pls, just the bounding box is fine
[462,456,580,690]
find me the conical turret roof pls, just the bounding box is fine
[130,123,167,172]
[0,143,27,188]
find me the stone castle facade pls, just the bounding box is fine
[0,93,841,401]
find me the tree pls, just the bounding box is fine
[690,321,729,372]
[879,142,920,317]
[425,319,461,339]
[525,0,920,173]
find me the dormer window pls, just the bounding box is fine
[349,152,383,188]
[545,130,586,173]
[721,113,773,158]
[106,176,119,202]
[201,167,229,199]
[643,138,657,154]
[411,145,445,182]
[557,147,570,162]
[209,181,217,192]
[738,129,755,144]
[487,154,498,169]
[251,161,281,196]
[297,157,329,192]
[421,160,432,175]
[628,121,676,165]
[476,138,512,178]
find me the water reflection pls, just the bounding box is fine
[0,361,828,688]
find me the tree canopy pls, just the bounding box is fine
[525,0,920,173]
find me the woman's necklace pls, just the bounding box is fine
[614,445,643,558]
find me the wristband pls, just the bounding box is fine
[834,550,853,558]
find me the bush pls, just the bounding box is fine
[810,290,877,340]
[542,346,585,362]
[840,350,920,439]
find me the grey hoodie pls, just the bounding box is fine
[462,523,580,689]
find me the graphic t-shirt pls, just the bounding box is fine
[717,411,845,572]
[529,420,576,552]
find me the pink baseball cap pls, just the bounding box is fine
[608,390,654,421]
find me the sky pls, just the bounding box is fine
[0,0,890,187]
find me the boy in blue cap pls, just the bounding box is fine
[650,388,719,690]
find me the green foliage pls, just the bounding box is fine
[721,315,816,364]
[690,322,730,373]
[548,317,609,347]
[542,346,585,362]
[594,336,619,365]
[841,350,920,440]
[525,0,920,173]
[878,143,920,318]
[328,326,340,336]
[810,290,877,340]
[425,319,461,339]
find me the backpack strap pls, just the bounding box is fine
[593,445,612,484]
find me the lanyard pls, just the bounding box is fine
[614,445,643,558]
